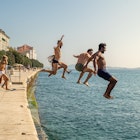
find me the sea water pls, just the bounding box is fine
[35,68,140,140]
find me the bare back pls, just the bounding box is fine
[77,53,91,65]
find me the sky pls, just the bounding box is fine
[1,0,140,68]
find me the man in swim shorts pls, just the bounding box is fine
[85,43,117,99]
[73,49,95,86]
[41,35,69,79]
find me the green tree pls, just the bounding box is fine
[0,50,6,60]
[0,48,43,68]
[6,51,15,65]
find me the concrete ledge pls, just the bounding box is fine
[0,70,40,140]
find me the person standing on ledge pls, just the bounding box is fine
[0,55,9,90]
[73,49,96,86]
[41,35,69,79]
[85,43,117,99]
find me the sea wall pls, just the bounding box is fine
[0,70,40,140]
[27,72,48,140]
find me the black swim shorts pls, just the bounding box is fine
[97,69,112,81]
[52,59,59,63]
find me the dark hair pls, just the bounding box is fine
[2,55,8,59]
[87,48,93,52]
[57,40,63,48]
[99,43,106,50]
[57,40,61,44]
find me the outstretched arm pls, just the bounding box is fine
[73,55,79,58]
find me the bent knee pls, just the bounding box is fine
[64,65,67,69]
[112,78,117,84]
[3,76,9,81]
[53,72,57,75]
[110,77,117,84]
[52,71,57,75]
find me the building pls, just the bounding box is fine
[0,29,10,51]
[17,44,37,59]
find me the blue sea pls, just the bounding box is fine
[35,68,140,140]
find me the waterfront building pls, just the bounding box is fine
[17,44,37,59]
[0,29,10,51]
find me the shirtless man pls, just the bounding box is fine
[85,43,117,99]
[73,49,95,86]
[0,55,9,90]
[42,35,68,79]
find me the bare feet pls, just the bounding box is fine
[83,82,89,86]
[48,73,52,77]
[77,81,82,84]
[62,76,66,79]
[67,70,72,74]
[2,86,10,90]
[103,94,113,99]
[6,88,10,90]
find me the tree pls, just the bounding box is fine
[6,51,15,65]
[0,49,43,68]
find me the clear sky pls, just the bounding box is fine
[1,0,140,68]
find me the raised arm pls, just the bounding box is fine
[55,35,64,49]
[60,35,64,41]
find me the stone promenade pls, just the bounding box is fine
[0,70,40,140]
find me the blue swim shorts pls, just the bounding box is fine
[97,69,112,81]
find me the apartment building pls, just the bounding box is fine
[0,29,10,51]
[17,44,37,59]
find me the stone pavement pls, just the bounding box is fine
[0,70,40,140]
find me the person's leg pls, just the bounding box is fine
[48,62,54,77]
[49,64,71,77]
[59,62,68,79]
[1,74,9,90]
[83,67,95,86]
[42,63,58,76]
[103,76,117,99]
[0,76,2,84]
[77,72,84,84]
[66,70,71,74]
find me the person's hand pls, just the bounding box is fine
[83,65,87,70]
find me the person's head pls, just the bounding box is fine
[57,40,63,48]
[87,48,93,55]
[98,43,106,53]
[2,55,8,60]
